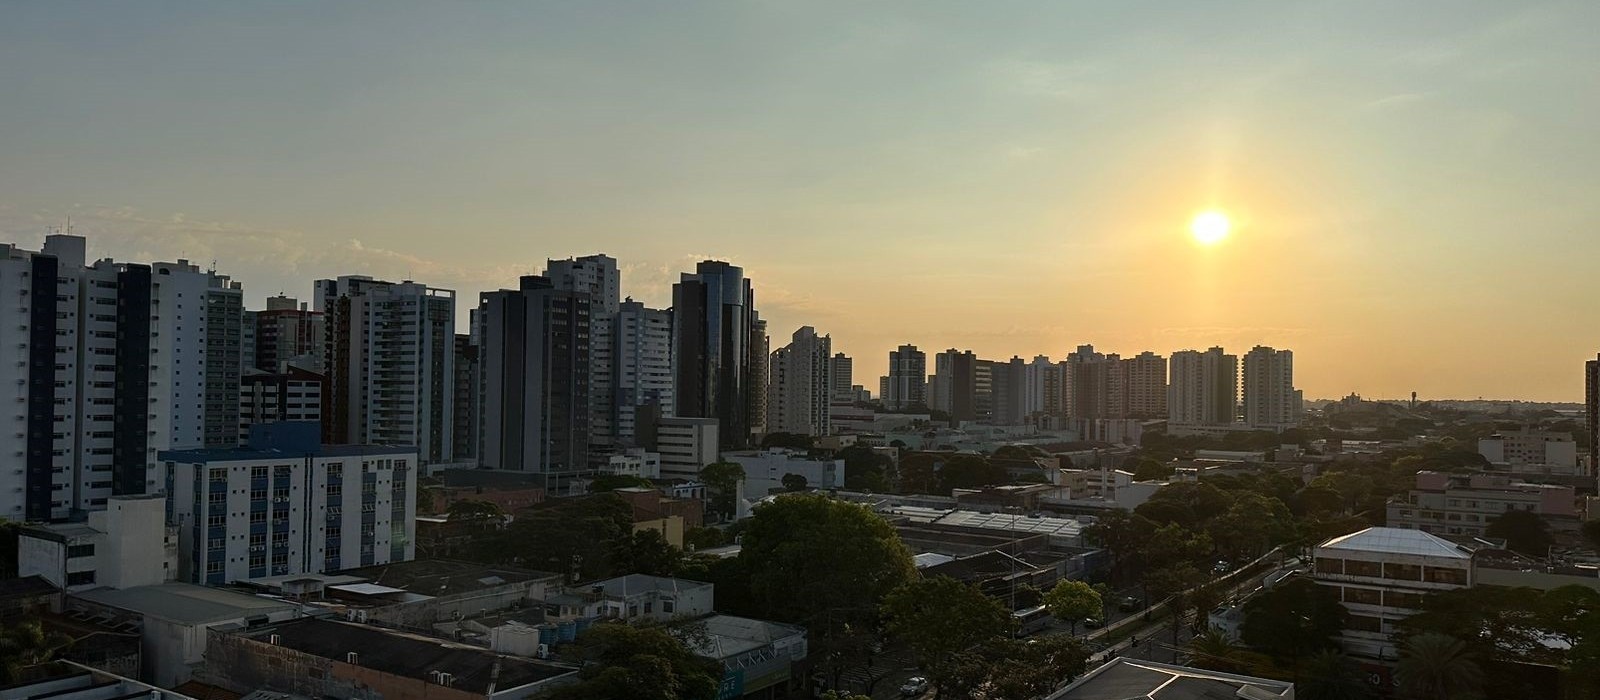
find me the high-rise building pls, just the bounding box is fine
[1587,356,1599,474]
[672,261,760,449]
[1022,355,1058,419]
[238,365,325,443]
[545,255,620,463]
[1168,347,1238,426]
[161,422,416,582]
[748,313,769,439]
[830,353,854,403]
[767,327,833,437]
[1242,345,1297,430]
[452,334,479,463]
[941,349,979,425]
[252,295,325,373]
[928,350,957,414]
[1065,345,1112,419]
[1115,351,1168,418]
[315,276,456,465]
[881,344,927,410]
[2,235,242,522]
[614,299,674,449]
[476,276,591,477]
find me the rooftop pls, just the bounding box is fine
[586,574,712,598]
[73,583,296,625]
[1318,527,1472,560]
[336,559,559,597]
[1048,658,1294,700]
[671,615,805,661]
[240,618,572,693]
[0,576,59,599]
[0,661,197,700]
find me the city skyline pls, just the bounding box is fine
[4,2,1598,401]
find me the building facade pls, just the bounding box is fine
[673,261,760,449]
[1386,471,1577,538]
[643,415,720,480]
[545,255,620,463]
[1168,347,1238,426]
[767,326,833,437]
[1313,527,1473,659]
[252,295,325,372]
[613,299,674,449]
[238,366,325,442]
[316,275,456,464]
[17,494,178,592]
[160,422,417,584]
[1242,345,1297,430]
[1478,427,1579,473]
[882,344,927,410]
[477,276,591,477]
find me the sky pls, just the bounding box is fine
[2,2,1597,402]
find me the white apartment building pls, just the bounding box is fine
[160,422,417,585]
[767,326,833,437]
[1386,471,1577,538]
[1478,427,1579,473]
[723,448,844,500]
[546,255,620,463]
[17,494,179,592]
[1167,347,1237,426]
[1242,345,1297,430]
[316,276,455,465]
[649,416,720,480]
[614,299,674,449]
[604,449,662,480]
[1313,527,1473,659]
[2,235,241,522]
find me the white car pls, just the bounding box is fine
[900,676,929,696]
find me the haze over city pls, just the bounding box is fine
[3,2,1598,401]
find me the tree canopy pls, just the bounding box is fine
[882,576,1013,673]
[1485,509,1553,556]
[536,623,721,700]
[699,462,746,519]
[1239,578,1346,664]
[467,494,634,580]
[1043,580,1102,634]
[738,494,915,626]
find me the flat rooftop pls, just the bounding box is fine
[74,584,296,625]
[1048,658,1293,699]
[244,618,571,693]
[585,574,712,597]
[336,559,559,597]
[672,615,804,661]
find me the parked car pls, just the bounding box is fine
[1117,596,1142,612]
[1213,560,1231,575]
[1083,616,1103,628]
[900,676,929,696]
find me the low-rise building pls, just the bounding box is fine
[1048,658,1293,699]
[614,487,704,547]
[0,660,200,700]
[1386,471,1578,538]
[543,574,714,624]
[671,615,808,699]
[1313,526,1474,660]
[18,495,178,593]
[159,422,417,583]
[68,583,301,686]
[723,449,844,500]
[604,449,662,479]
[644,416,720,480]
[199,617,577,700]
[1479,427,1579,474]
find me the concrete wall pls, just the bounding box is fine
[367,580,556,631]
[17,536,67,589]
[1477,566,1600,592]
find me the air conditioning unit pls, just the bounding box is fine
[536,644,550,659]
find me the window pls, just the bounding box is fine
[251,466,268,479]
[209,468,227,482]
[1343,587,1382,605]
[1343,559,1382,578]
[662,599,675,614]
[1426,567,1467,585]
[66,571,96,586]
[66,543,95,559]
[1385,590,1427,609]
[1347,614,1383,632]
[1383,562,1422,581]
[1314,558,1343,575]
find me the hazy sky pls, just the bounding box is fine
[3,2,1597,401]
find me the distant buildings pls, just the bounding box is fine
[1478,427,1579,473]
[1168,347,1239,426]
[881,344,927,410]
[1587,354,1600,473]
[767,326,833,437]
[1386,471,1577,538]
[238,365,324,443]
[1242,345,1299,430]
[476,275,591,476]
[642,415,720,480]
[613,298,674,449]
[251,295,324,372]
[1114,351,1168,418]
[673,261,762,449]
[545,255,620,462]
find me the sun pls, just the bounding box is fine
[1190,210,1231,245]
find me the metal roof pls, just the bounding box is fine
[1317,527,1472,560]
[1049,658,1294,699]
[75,584,296,625]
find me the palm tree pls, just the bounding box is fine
[1186,628,1248,674]
[1395,633,1483,700]
[1297,649,1371,700]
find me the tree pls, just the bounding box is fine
[699,462,746,519]
[682,526,727,552]
[1043,580,1102,635]
[590,474,654,492]
[1185,628,1268,676]
[1239,578,1346,665]
[468,494,634,580]
[537,623,721,700]
[446,499,506,530]
[1083,509,1157,585]
[1130,458,1174,482]
[897,453,938,494]
[882,576,1014,674]
[1296,485,1346,517]
[1394,633,1484,700]
[839,445,893,492]
[938,636,1088,699]
[781,473,808,492]
[612,529,682,578]
[1297,649,1371,700]
[0,621,70,684]
[936,454,1008,495]
[739,494,915,626]
[1486,510,1553,556]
